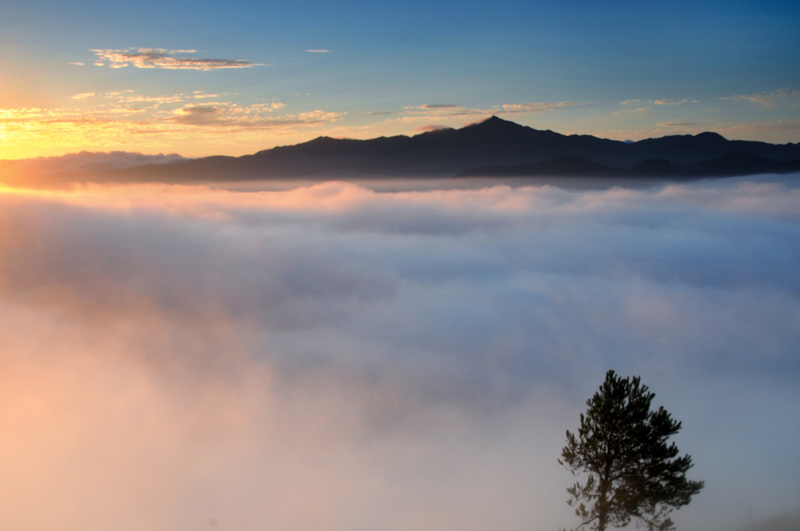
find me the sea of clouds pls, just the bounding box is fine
[0,176,798,530]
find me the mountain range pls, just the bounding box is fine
[4,116,800,186]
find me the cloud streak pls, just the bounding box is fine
[500,101,589,113]
[167,102,341,129]
[91,48,261,70]
[620,97,698,106]
[393,101,589,124]
[721,88,800,105]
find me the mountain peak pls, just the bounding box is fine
[464,115,528,134]
[475,115,517,127]
[695,131,728,142]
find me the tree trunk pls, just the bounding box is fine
[597,508,607,531]
[597,454,611,531]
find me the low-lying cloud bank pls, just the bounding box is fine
[1,177,798,530]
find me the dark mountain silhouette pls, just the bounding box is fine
[31,116,800,184]
[122,135,409,181]
[676,150,800,177]
[352,116,602,175]
[458,150,800,180]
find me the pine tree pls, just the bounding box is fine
[559,370,704,531]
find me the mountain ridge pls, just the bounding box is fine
[179,115,800,179]
[457,150,800,179]
[4,116,799,185]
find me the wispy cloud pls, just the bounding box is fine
[0,91,341,155]
[720,88,800,105]
[656,120,706,128]
[655,98,696,105]
[91,48,261,70]
[192,91,230,99]
[167,102,343,129]
[393,101,588,124]
[500,102,589,113]
[306,49,330,53]
[104,90,135,97]
[614,106,650,115]
[69,90,188,110]
[115,94,185,106]
[396,105,479,123]
[620,97,697,106]
[716,119,800,141]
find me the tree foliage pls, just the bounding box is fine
[560,370,704,531]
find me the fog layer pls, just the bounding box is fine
[1,177,798,530]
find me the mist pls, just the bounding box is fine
[0,176,798,530]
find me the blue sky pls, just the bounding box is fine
[1,0,799,157]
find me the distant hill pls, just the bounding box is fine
[0,151,187,187]
[4,116,800,185]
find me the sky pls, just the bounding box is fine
[1,0,800,159]
[1,177,799,530]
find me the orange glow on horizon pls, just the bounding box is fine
[0,92,348,160]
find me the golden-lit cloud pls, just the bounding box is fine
[169,102,284,125]
[168,103,341,129]
[116,94,185,105]
[0,89,343,158]
[91,48,261,70]
[0,108,51,121]
[500,102,589,113]
[68,90,182,107]
[419,104,461,109]
[192,91,231,99]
